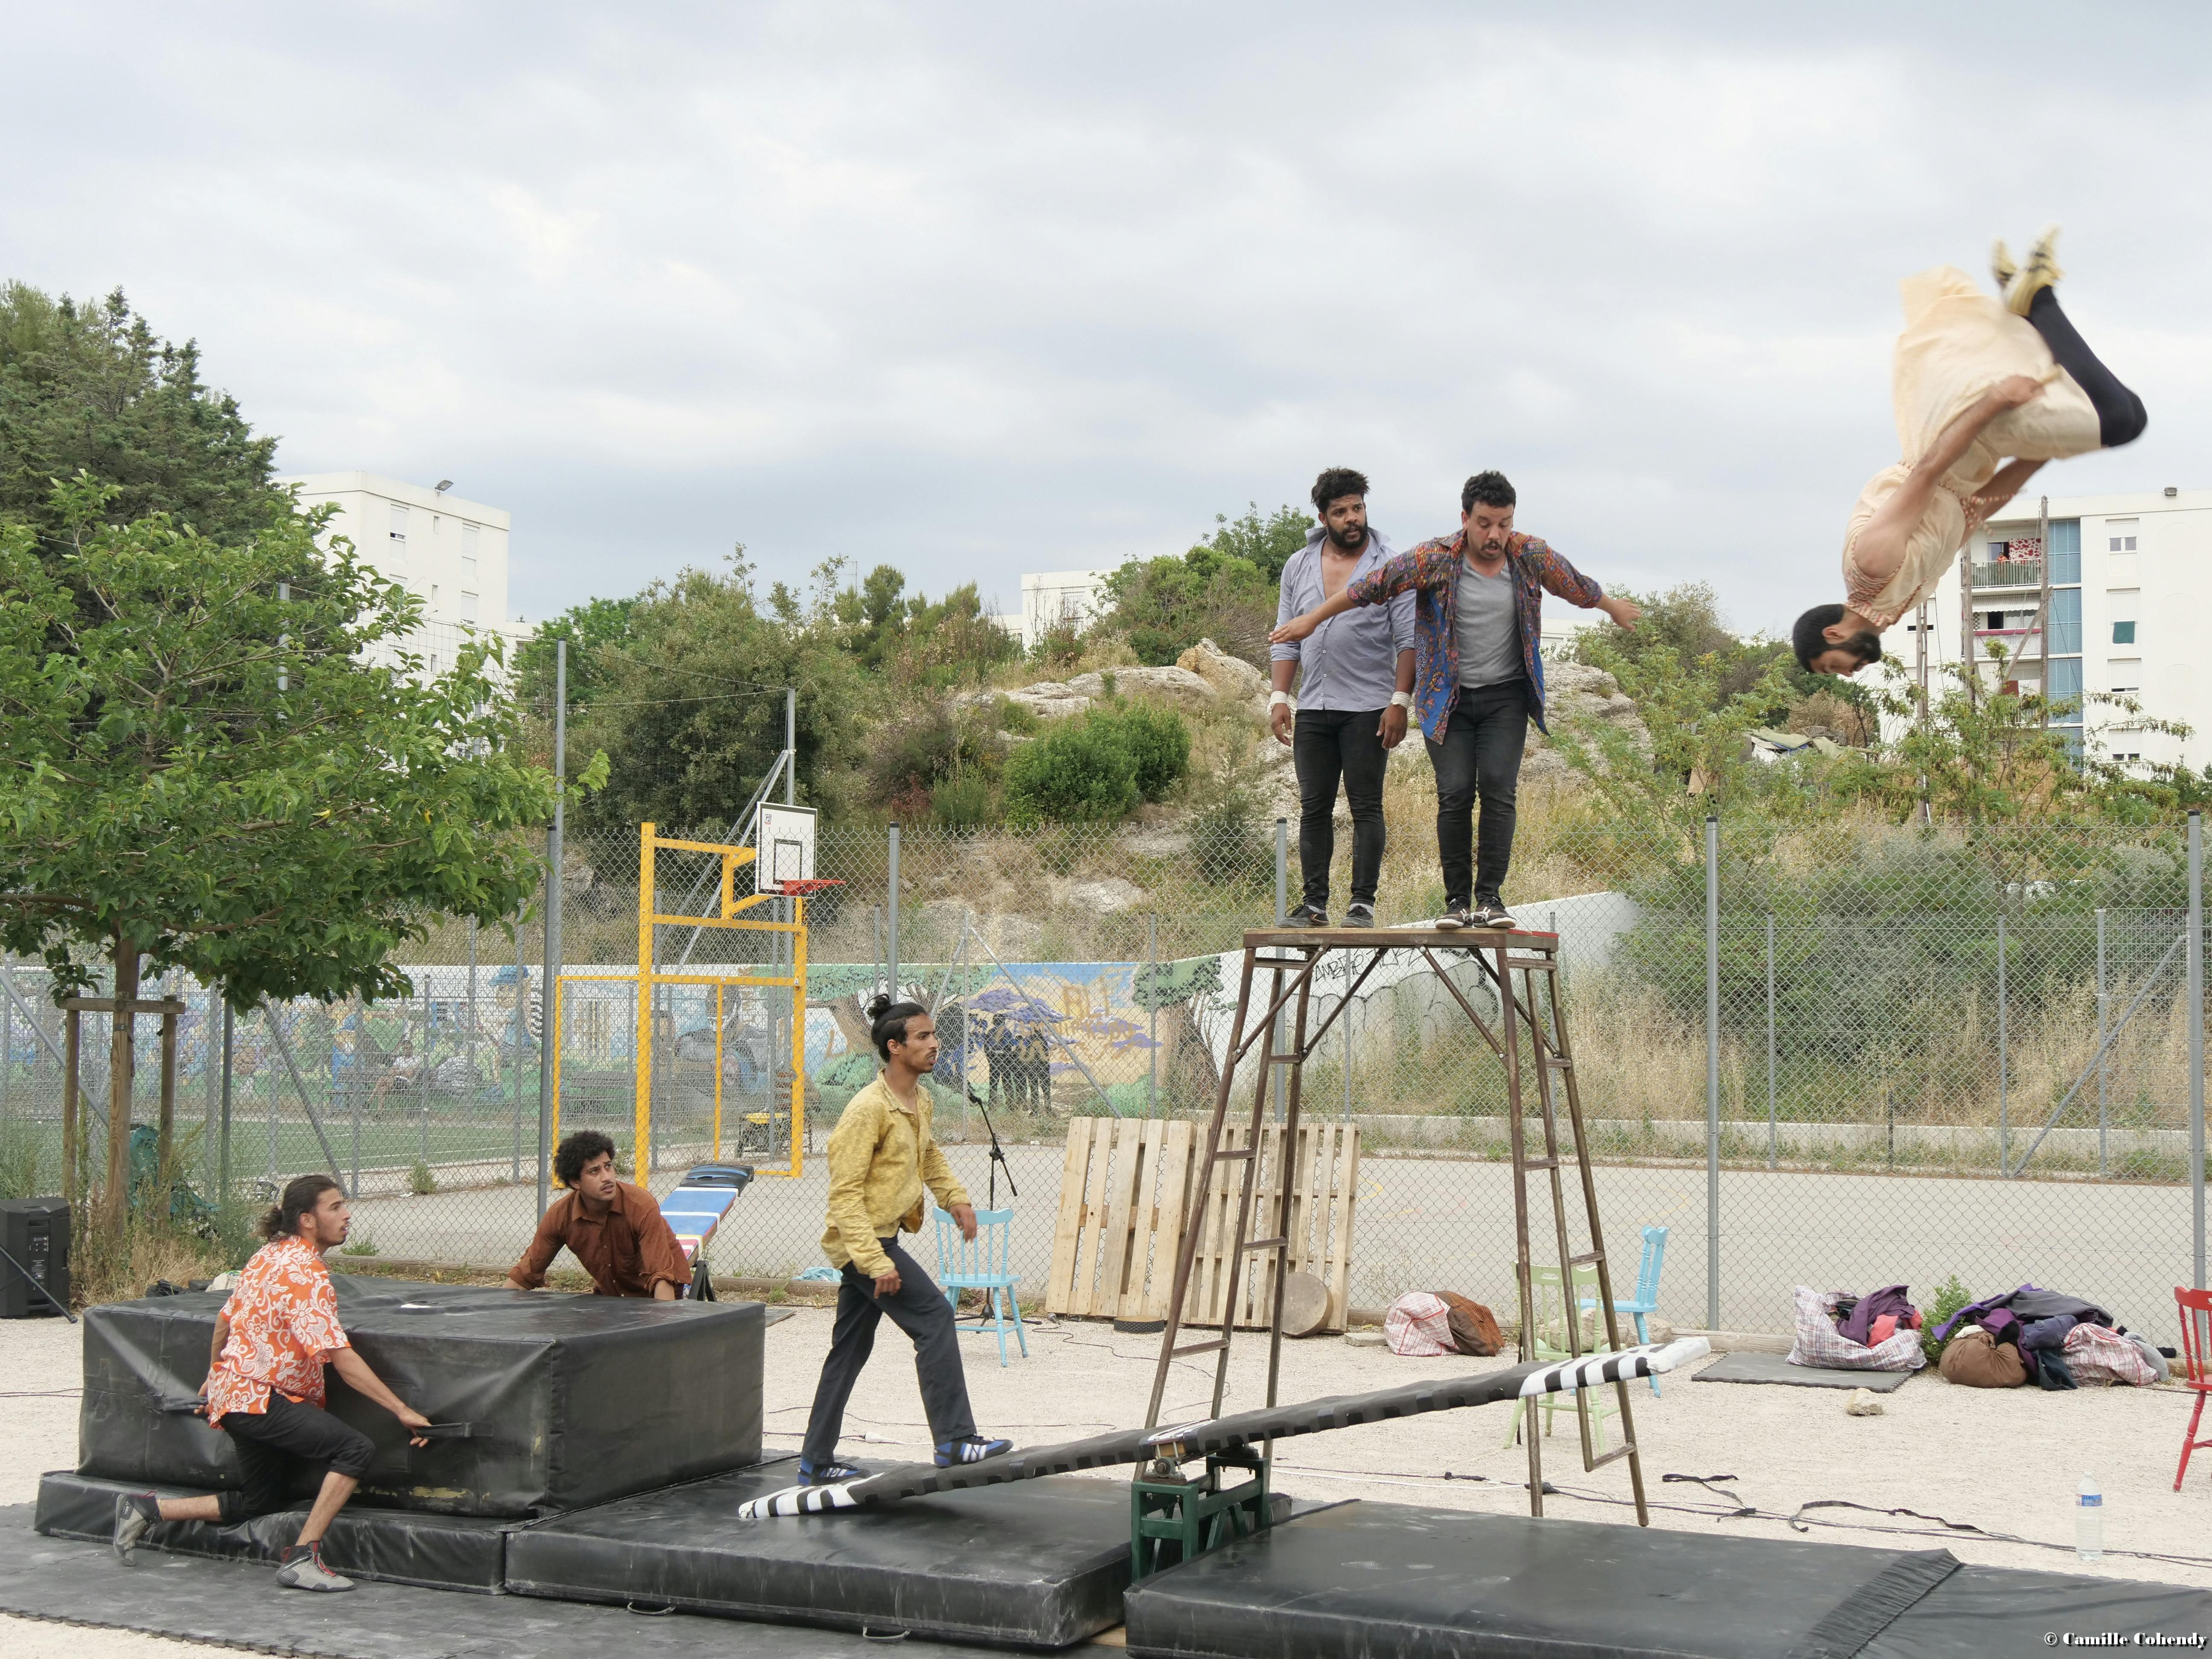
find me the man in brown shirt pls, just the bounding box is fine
[507,1131,690,1299]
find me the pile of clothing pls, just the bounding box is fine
[1789,1285,1928,1371]
[1934,1285,2167,1390]
[1384,1290,1505,1357]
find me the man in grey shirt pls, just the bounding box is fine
[1269,468,1416,927]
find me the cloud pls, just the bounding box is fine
[6,1,2209,636]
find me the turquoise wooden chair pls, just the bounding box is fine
[1589,1225,1671,1396]
[930,1202,1028,1366]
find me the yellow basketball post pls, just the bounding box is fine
[550,821,815,1180]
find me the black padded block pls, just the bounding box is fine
[506,1459,1139,1648]
[2,1502,978,1659]
[1859,1563,2212,1657]
[35,1469,513,1592]
[78,1275,763,1516]
[1124,1501,1962,1659]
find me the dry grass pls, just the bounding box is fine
[72,1212,230,1308]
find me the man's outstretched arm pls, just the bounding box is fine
[1854,375,2048,587]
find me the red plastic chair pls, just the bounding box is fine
[2173,1288,2212,1490]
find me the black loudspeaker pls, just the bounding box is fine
[0,1196,71,1318]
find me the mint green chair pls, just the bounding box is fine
[1504,1262,1619,1452]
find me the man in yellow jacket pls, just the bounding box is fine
[798,995,1014,1485]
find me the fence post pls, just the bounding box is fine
[538,637,566,1215]
[1997,911,2009,1176]
[888,822,901,1002]
[1147,911,1158,1118]
[1272,817,1287,1123]
[2095,906,2108,1179]
[1765,912,1777,1171]
[2191,809,2204,1292]
[218,1001,232,1205]
[1705,812,1720,1330]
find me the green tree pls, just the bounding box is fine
[1,284,285,545]
[0,479,582,1239]
[515,594,638,712]
[1099,503,1314,666]
[566,555,874,836]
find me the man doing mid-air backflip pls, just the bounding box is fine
[1795,226,2148,677]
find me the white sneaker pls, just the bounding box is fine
[276,1543,355,1592]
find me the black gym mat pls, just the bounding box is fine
[508,1458,1160,1647]
[1122,1499,1961,1659]
[1695,1350,1915,1391]
[0,1503,972,1659]
[1859,1564,2212,1657]
[78,1276,764,1516]
[35,1469,515,1593]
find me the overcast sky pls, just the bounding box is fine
[8,3,2209,636]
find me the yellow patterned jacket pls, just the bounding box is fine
[818,1075,970,1280]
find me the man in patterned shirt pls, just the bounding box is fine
[1271,472,1639,930]
[111,1173,432,1592]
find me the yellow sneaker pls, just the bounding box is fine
[2005,224,2064,317]
[1991,237,2017,294]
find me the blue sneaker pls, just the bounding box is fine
[934,1435,1013,1468]
[797,1457,870,1485]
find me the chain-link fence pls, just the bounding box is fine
[4,809,2204,1339]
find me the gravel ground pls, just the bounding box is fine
[8,1300,2212,1656]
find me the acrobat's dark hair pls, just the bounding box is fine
[259,1173,343,1240]
[553,1129,617,1190]
[1792,604,1882,673]
[1310,468,1370,512]
[866,994,929,1060]
[1461,471,1516,514]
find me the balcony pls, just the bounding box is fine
[1969,557,2043,591]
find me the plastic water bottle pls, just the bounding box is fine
[2075,1474,2103,1564]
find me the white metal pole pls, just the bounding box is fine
[1705,813,1720,1330]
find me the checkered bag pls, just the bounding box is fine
[2063,1322,2159,1387]
[1788,1286,1927,1371]
[1385,1291,1458,1357]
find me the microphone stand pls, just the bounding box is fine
[963,1085,1019,1208]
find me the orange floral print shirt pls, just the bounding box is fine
[204,1234,351,1422]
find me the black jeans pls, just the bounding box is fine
[2027,288,2146,448]
[1293,708,1389,910]
[215,1389,375,1523]
[801,1237,975,1467]
[1427,681,1531,908]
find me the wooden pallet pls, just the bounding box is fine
[1182,1121,1359,1333]
[1044,1116,1358,1331]
[1044,1117,1197,1322]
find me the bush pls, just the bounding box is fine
[408,1159,438,1196]
[1920,1273,1973,1365]
[1003,713,1141,824]
[1099,701,1191,801]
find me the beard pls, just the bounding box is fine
[1328,523,1365,551]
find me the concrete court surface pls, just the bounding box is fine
[345,1135,2203,1339]
[10,1282,2212,1659]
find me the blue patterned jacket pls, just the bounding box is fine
[1344,529,1606,741]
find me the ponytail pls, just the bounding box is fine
[259,1173,343,1240]
[865,994,927,1061]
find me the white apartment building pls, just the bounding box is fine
[1019,568,1117,652]
[1881,486,2211,769]
[274,472,518,675]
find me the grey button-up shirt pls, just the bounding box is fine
[1271,529,1416,710]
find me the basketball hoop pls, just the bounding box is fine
[774,877,844,896]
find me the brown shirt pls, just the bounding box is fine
[510,1181,689,1297]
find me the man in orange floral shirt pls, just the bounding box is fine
[111,1174,431,1592]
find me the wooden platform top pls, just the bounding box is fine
[1240,926,1558,950]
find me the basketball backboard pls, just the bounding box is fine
[756,803,818,892]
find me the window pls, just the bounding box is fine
[387,503,408,553]
[459,591,479,622]
[2049,519,2081,585]
[2106,518,2139,553]
[2048,588,2081,652]
[462,523,480,585]
[2048,658,2083,700]
[2108,658,2141,694]
[2113,621,2136,644]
